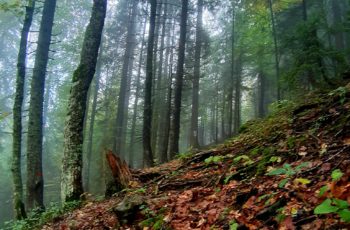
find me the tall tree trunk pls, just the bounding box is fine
[268,0,281,100]
[143,0,157,167]
[228,1,236,137]
[233,52,242,134]
[26,0,56,210]
[61,0,106,202]
[114,0,138,157]
[159,16,176,162]
[130,8,148,168]
[168,0,189,158]
[153,0,168,159]
[12,0,35,219]
[190,0,203,149]
[85,44,103,191]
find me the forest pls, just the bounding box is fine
[0,0,350,229]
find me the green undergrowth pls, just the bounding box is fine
[3,200,82,230]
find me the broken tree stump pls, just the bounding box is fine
[105,150,132,194]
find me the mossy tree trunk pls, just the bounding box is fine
[12,0,35,219]
[169,0,189,158]
[61,0,107,202]
[26,0,56,211]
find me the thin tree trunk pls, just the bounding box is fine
[190,0,203,149]
[143,0,157,167]
[228,1,236,136]
[233,52,242,134]
[61,0,106,202]
[114,0,138,157]
[26,0,57,210]
[159,16,176,162]
[152,1,168,159]
[129,8,148,168]
[86,45,103,191]
[268,0,281,100]
[168,0,189,158]
[12,0,35,219]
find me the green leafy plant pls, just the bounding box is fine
[267,162,310,188]
[229,220,238,230]
[331,169,344,181]
[4,201,82,230]
[314,198,350,222]
[314,169,350,222]
[329,87,347,104]
[204,156,224,165]
[267,162,309,176]
[233,155,254,166]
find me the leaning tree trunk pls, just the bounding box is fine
[190,0,203,149]
[61,0,106,202]
[143,0,157,167]
[168,0,189,158]
[12,0,35,219]
[26,0,56,211]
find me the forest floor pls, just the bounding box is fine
[42,84,350,230]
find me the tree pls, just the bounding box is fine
[168,0,189,158]
[61,0,107,202]
[12,0,35,219]
[26,0,57,210]
[114,0,138,157]
[143,0,157,167]
[190,0,203,148]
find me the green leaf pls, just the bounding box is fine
[314,199,339,214]
[229,220,238,230]
[338,209,350,222]
[267,168,286,176]
[318,185,329,197]
[294,178,311,185]
[269,156,281,163]
[333,199,349,209]
[279,178,289,188]
[331,169,344,181]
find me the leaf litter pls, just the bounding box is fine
[43,86,350,229]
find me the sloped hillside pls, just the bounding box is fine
[39,84,350,230]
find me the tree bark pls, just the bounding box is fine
[228,0,236,137]
[168,0,189,158]
[190,0,203,149]
[129,8,148,168]
[12,0,35,219]
[143,0,157,167]
[153,0,168,159]
[26,0,56,211]
[268,0,281,100]
[61,0,106,202]
[114,0,138,157]
[233,52,242,134]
